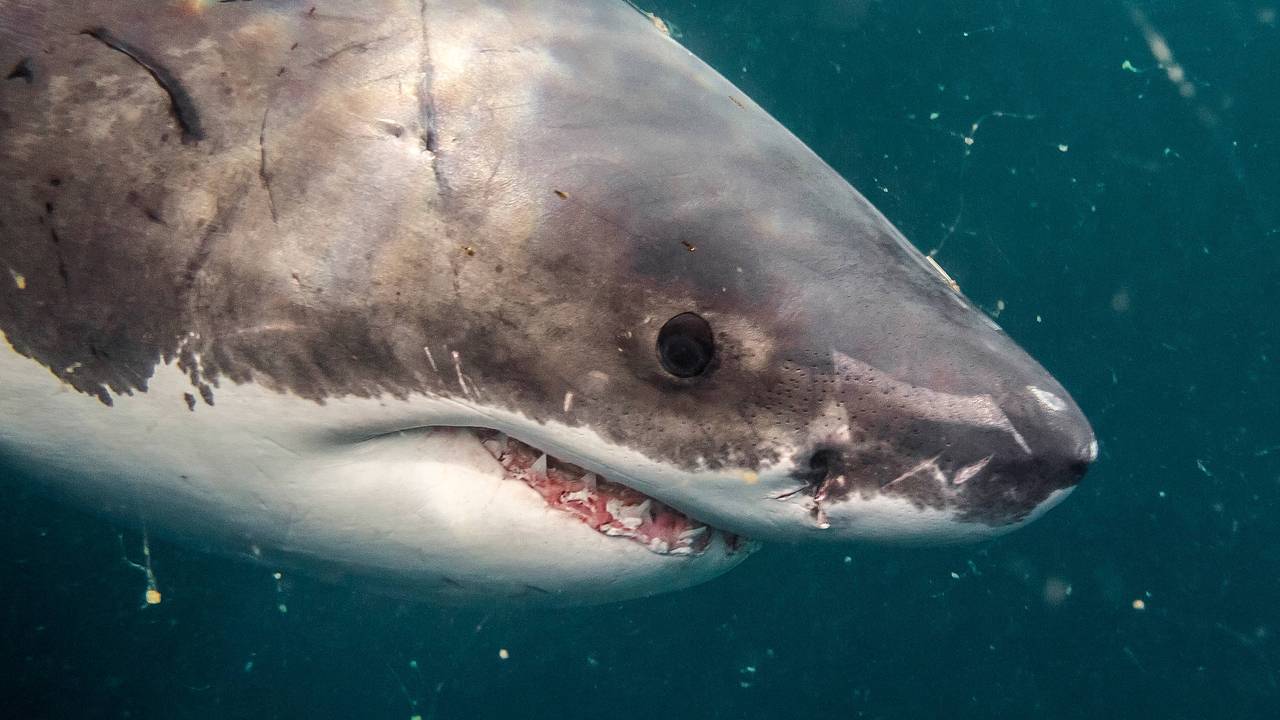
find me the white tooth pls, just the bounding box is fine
[678,526,708,541]
[619,517,642,530]
[669,546,693,556]
[531,454,548,478]
[481,439,504,458]
[603,526,628,537]
[581,473,597,491]
[647,539,670,553]
[561,489,591,504]
[605,498,625,517]
[617,500,651,522]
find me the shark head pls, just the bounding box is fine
[0,0,1093,604]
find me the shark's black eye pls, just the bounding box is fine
[657,313,715,378]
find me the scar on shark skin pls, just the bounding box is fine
[6,57,34,83]
[80,27,205,144]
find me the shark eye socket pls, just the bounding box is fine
[657,312,715,378]
[655,315,716,381]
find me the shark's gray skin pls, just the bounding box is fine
[0,0,1094,604]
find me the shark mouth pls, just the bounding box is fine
[476,430,749,557]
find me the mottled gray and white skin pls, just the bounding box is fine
[0,0,1095,604]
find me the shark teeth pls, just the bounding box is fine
[481,438,506,459]
[560,488,592,504]
[530,453,548,479]
[616,500,652,523]
[678,526,708,542]
[472,428,749,558]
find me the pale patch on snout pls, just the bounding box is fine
[1028,385,1067,413]
[832,350,1032,454]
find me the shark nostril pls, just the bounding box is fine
[805,448,840,483]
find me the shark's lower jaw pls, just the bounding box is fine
[475,429,750,557]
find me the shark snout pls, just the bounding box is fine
[1004,381,1097,482]
[777,366,1095,540]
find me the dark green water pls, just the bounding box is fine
[3,1,1278,717]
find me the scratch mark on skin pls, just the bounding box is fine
[81,28,204,144]
[260,435,302,459]
[952,455,992,486]
[417,1,450,198]
[307,33,402,68]
[47,228,69,289]
[182,211,224,298]
[881,456,947,490]
[259,107,279,224]
[451,350,473,399]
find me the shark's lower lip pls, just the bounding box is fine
[471,429,750,557]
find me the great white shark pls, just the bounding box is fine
[0,0,1095,604]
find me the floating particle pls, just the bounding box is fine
[1057,144,1069,152]
[1121,59,1139,72]
[277,603,288,614]
[1111,289,1131,313]
[929,112,940,120]
[498,648,510,660]
[1043,577,1073,607]
[644,12,671,36]
[1132,599,1146,610]
[145,588,162,605]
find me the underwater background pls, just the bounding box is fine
[3,0,1278,717]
